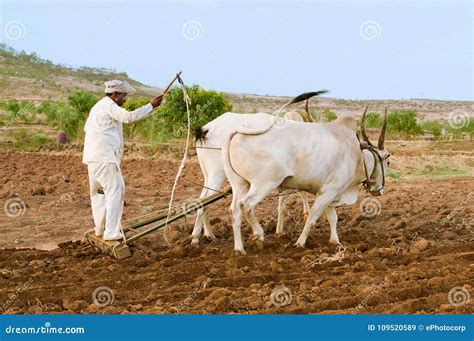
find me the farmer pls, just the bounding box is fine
[83,80,163,240]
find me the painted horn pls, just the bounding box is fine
[378,108,388,149]
[360,105,373,147]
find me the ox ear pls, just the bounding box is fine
[359,140,369,150]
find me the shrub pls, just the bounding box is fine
[68,91,99,115]
[421,120,443,138]
[123,98,151,139]
[387,110,422,138]
[42,102,85,140]
[31,133,49,147]
[364,112,382,128]
[158,85,232,135]
[322,108,337,122]
[132,85,233,141]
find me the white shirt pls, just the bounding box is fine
[82,96,153,166]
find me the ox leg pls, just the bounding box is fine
[295,191,337,248]
[229,181,249,254]
[202,209,214,240]
[276,193,287,234]
[242,208,264,241]
[300,191,311,220]
[325,206,340,244]
[190,173,225,245]
[240,184,277,242]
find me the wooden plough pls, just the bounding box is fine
[84,187,232,259]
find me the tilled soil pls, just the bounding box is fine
[0,150,473,314]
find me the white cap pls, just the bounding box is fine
[104,80,134,94]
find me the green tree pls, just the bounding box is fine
[387,110,422,138]
[364,112,382,128]
[153,85,232,140]
[68,91,99,116]
[123,97,151,139]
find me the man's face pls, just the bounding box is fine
[112,92,128,106]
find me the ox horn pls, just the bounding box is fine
[378,108,388,149]
[360,105,373,147]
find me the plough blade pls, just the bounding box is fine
[84,230,132,260]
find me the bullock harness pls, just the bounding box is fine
[358,134,385,193]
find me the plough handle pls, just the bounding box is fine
[162,71,182,96]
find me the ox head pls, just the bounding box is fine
[360,106,390,196]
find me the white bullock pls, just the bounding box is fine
[221,108,389,253]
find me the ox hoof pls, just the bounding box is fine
[249,238,264,251]
[234,249,246,256]
[294,241,306,248]
[329,238,340,245]
[190,238,200,246]
[204,234,216,242]
[251,234,264,242]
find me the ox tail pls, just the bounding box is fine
[236,125,273,135]
[235,114,278,135]
[221,130,246,187]
[193,126,208,143]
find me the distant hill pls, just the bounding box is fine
[0,44,472,121]
[0,44,160,102]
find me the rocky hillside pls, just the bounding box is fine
[0,44,471,121]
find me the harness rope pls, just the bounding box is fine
[356,133,385,193]
[163,75,192,246]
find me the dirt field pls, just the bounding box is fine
[0,142,473,314]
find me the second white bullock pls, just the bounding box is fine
[190,111,311,245]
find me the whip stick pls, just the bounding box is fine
[161,71,182,96]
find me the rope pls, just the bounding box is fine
[163,76,192,246]
[305,243,347,267]
[125,140,221,150]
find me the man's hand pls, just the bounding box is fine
[151,94,164,108]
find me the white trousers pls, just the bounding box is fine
[87,162,125,240]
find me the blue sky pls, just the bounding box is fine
[0,0,472,100]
